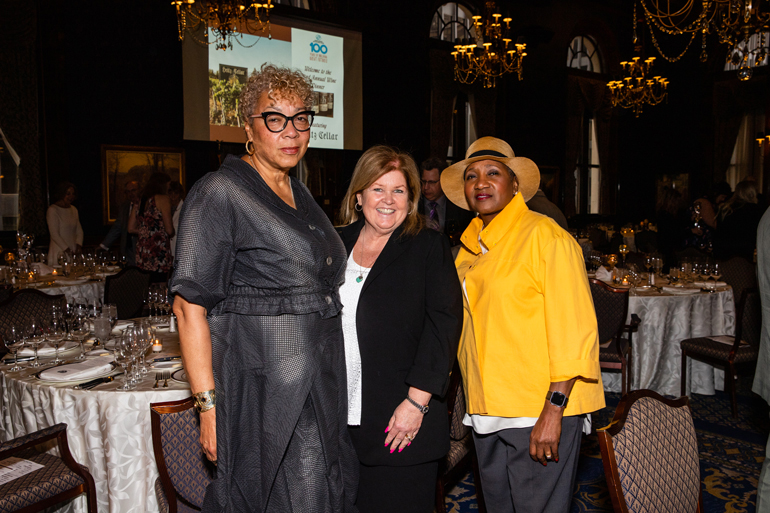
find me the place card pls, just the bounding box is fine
[0,457,44,486]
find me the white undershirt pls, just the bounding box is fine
[340,251,369,425]
[461,234,591,435]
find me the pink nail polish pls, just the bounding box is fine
[390,448,395,454]
[384,442,388,446]
[384,426,390,433]
[407,442,411,446]
[398,447,403,453]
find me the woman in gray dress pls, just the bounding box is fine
[171,63,358,512]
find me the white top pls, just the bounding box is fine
[170,199,184,258]
[340,251,370,425]
[46,205,84,267]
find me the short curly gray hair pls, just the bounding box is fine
[239,63,314,124]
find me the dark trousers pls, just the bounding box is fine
[356,460,438,513]
[472,416,583,513]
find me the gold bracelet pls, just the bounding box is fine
[193,390,216,413]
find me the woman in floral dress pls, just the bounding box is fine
[128,172,174,281]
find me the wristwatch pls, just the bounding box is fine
[546,391,569,408]
[406,396,429,414]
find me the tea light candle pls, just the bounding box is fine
[52,269,57,275]
[152,338,163,352]
[621,276,629,285]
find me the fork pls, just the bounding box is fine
[163,371,170,388]
[153,372,162,389]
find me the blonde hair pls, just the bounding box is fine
[719,180,759,218]
[339,145,424,237]
[239,63,313,124]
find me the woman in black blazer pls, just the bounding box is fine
[337,146,463,513]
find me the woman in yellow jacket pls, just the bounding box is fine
[440,137,604,513]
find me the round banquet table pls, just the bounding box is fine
[0,323,190,513]
[601,286,735,397]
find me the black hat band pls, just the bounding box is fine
[468,149,509,159]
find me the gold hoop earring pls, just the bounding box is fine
[245,140,255,155]
[355,202,363,212]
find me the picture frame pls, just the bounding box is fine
[101,145,185,224]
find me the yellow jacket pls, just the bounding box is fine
[456,194,605,418]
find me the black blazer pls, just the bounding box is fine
[418,197,477,241]
[338,220,463,466]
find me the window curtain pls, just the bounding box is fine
[0,0,46,235]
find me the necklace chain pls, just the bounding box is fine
[356,226,368,283]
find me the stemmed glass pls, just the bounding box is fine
[26,317,45,368]
[70,315,90,361]
[603,254,618,272]
[711,262,722,283]
[4,326,25,371]
[135,322,153,374]
[146,287,157,322]
[618,244,629,266]
[113,336,135,391]
[104,303,118,329]
[652,257,663,278]
[47,317,67,364]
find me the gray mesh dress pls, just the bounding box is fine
[169,155,358,513]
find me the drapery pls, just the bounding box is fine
[0,0,46,234]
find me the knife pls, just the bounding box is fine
[2,356,35,364]
[73,373,125,390]
[151,356,182,362]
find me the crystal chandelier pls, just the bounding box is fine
[608,4,670,117]
[172,0,274,51]
[451,2,527,88]
[639,0,770,80]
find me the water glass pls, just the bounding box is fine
[26,318,45,368]
[70,317,90,360]
[105,303,118,328]
[4,326,25,371]
[47,317,67,365]
[93,316,111,349]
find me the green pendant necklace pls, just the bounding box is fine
[356,227,366,283]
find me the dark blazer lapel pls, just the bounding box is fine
[339,218,364,256]
[362,224,407,294]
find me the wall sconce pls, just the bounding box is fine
[757,132,770,147]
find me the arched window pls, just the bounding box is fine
[724,32,769,72]
[567,36,602,73]
[430,3,475,42]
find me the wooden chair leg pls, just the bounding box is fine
[627,351,633,395]
[621,362,627,397]
[681,349,688,397]
[727,364,738,418]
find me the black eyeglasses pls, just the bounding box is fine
[250,111,315,133]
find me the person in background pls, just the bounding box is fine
[526,180,568,231]
[337,146,462,513]
[167,180,185,258]
[753,206,770,512]
[442,137,604,513]
[713,180,763,261]
[684,184,717,252]
[47,181,83,266]
[171,63,358,512]
[713,181,732,208]
[128,172,174,282]
[99,180,141,265]
[418,157,475,245]
[655,186,687,270]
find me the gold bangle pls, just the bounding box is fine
[193,389,216,412]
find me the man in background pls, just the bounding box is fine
[526,181,568,231]
[418,157,475,245]
[754,206,770,512]
[99,180,140,265]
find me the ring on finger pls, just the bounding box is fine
[545,454,552,459]
[405,434,413,441]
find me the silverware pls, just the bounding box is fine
[75,373,125,390]
[153,372,162,389]
[151,356,181,363]
[163,371,170,388]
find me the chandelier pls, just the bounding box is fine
[172,0,274,51]
[451,2,527,88]
[639,0,770,80]
[608,4,670,117]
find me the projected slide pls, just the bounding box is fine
[207,25,344,150]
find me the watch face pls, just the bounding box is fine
[549,391,567,407]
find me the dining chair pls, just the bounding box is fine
[680,287,761,417]
[597,390,702,513]
[589,279,639,396]
[0,289,67,333]
[719,256,757,306]
[434,361,486,513]
[0,423,97,513]
[104,266,151,319]
[150,397,214,513]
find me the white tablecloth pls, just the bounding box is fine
[35,279,105,303]
[0,327,189,513]
[602,287,735,397]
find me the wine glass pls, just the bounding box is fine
[93,315,111,350]
[109,251,119,267]
[26,317,45,368]
[104,303,118,329]
[70,316,90,361]
[652,257,663,277]
[618,244,629,266]
[603,254,618,272]
[47,317,67,364]
[4,325,25,371]
[711,262,722,282]
[113,336,135,391]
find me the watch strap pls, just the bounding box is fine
[546,390,569,408]
[406,395,429,414]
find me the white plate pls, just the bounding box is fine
[17,341,79,357]
[36,362,117,384]
[171,368,188,384]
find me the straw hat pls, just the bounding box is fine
[441,136,540,211]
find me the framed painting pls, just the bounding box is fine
[101,145,185,224]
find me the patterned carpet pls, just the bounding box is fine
[444,382,769,513]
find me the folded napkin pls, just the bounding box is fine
[38,358,114,382]
[692,281,727,288]
[595,266,613,282]
[112,320,134,333]
[18,341,78,357]
[31,262,55,275]
[661,286,701,295]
